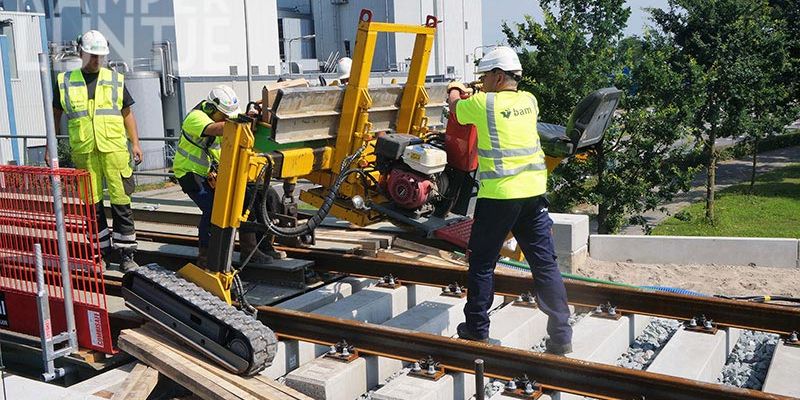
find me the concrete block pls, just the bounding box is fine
[407,283,446,307]
[262,341,292,379]
[488,303,549,349]
[340,276,377,293]
[285,357,367,400]
[568,314,651,364]
[374,296,467,386]
[647,327,741,383]
[314,285,408,323]
[551,213,590,253]
[286,286,410,394]
[763,341,800,397]
[373,373,455,400]
[590,235,800,268]
[555,245,587,273]
[278,280,355,312]
[268,278,377,377]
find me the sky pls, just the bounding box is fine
[482,0,671,46]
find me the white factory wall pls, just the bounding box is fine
[393,0,481,81]
[0,12,47,164]
[172,0,281,79]
[41,0,178,67]
[311,0,396,73]
[311,0,481,81]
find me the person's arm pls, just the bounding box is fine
[447,82,468,114]
[53,108,63,135]
[122,107,143,165]
[202,121,226,137]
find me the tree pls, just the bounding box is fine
[503,0,696,233]
[745,0,800,191]
[648,0,795,221]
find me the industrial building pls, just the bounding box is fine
[0,0,482,169]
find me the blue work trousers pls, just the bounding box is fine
[180,173,266,248]
[464,195,573,344]
[181,175,215,248]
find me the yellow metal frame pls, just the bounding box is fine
[302,9,439,225]
[187,118,268,303]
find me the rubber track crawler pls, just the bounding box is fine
[122,264,277,375]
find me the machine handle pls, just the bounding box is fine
[360,9,373,23]
[425,15,438,27]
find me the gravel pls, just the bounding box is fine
[617,318,681,370]
[531,312,589,352]
[718,330,779,390]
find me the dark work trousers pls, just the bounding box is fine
[179,173,268,248]
[179,174,215,248]
[464,195,573,344]
[94,202,136,257]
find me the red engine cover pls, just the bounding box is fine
[445,111,478,172]
[386,169,435,209]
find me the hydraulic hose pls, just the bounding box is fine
[257,144,368,238]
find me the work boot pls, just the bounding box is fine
[239,232,274,267]
[259,236,287,260]
[456,322,489,343]
[544,338,573,355]
[196,246,209,268]
[118,248,139,272]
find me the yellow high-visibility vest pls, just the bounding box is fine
[57,68,126,154]
[456,90,547,199]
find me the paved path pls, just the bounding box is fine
[621,145,800,234]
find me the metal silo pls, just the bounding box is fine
[125,70,167,185]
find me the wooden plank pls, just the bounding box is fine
[111,362,159,400]
[118,329,247,400]
[68,362,138,396]
[377,249,458,267]
[313,234,382,250]
[391,238,464,265]
[310,239,361,254]
[136,325,311,400]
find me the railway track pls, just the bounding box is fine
[110,227,800,399]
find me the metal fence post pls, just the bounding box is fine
[34,244,66,381]
[38,53,78,351]
[475,358,485,400]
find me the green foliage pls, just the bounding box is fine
[57,138,73,168]
[653,164,800,237]
[503,0,696,233]
[648,0,797,220]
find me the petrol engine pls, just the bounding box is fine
[374,133,450,215]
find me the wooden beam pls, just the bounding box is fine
[110,362,159,400]
[119,325,311,400]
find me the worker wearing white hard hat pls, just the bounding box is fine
[446,46,573,354]
[174,85,281,268]
[52,29,142,272]
[332,57,352,85]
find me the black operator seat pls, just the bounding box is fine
[537,87,623,158]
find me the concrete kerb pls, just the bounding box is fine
[590,235,800,268]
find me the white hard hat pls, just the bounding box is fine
[336,57,352,80]
[206,85,242,118]
[476,46,522,77]
[79,30,110,56]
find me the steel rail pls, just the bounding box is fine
[133,230,800,335]
[257,306,791,400]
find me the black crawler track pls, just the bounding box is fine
[121,263,277,376]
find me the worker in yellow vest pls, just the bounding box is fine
[53,30,142,272]
[447,46,572,354]
[174,85,281,268]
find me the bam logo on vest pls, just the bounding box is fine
[500,106,533,119]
